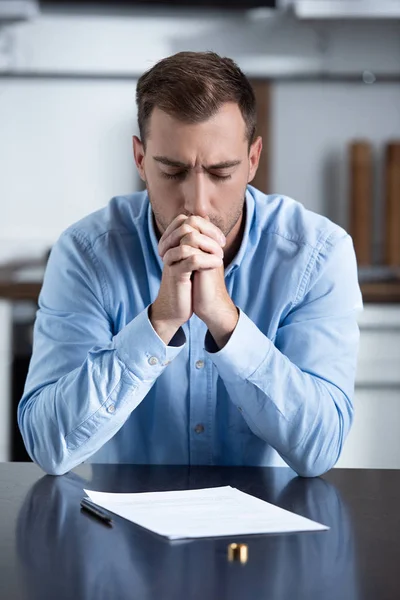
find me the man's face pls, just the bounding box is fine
[133,103,261,239]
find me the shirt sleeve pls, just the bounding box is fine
[205,232,362,477]
[17,230,185,476]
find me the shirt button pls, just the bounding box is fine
[107,404,116,414]
[238,406,243,412]
[195,360,205,369]
[148,356,159,366]
[194,423,205,434]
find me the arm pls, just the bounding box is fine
[205,233,362,477]
[17,231,185,476]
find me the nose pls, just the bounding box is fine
[183,172,209,218]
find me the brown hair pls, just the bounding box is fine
[136,51,257,149]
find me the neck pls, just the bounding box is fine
[223,202,246,268]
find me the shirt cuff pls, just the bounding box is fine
[112,305,186,381]
[205,308,272,382]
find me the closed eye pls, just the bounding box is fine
[162,171,232,181]
[209,173,232,181]
[161,171,187,181]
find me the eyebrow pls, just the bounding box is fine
[153,156,242,170]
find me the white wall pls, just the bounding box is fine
[0,78,139,254]
[0,302,11,461]
[338,305,400,469]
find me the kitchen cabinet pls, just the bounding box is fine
[337,305,400,468]
[0,301,12,462]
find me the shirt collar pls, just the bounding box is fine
[147,186,256,276]
[147,200,164,273]
[225,186,255,276]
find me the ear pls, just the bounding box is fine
[133,135,146,182]
[247,136,263,184]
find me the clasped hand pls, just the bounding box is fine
[150,214,239,347]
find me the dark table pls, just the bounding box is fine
[1,463,399,600]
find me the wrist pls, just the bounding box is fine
[203,303,239,350]
[148,303,183,345]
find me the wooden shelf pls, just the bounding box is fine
[360,281,400,304]
[0,281,398,305]
[0,266,399,305]
[0,282,42,302]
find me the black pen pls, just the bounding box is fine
[80,497,113,526]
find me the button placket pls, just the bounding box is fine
[189,317,211,464]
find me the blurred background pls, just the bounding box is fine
[0,0,399,468]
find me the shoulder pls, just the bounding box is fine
[249,185,348,251]
[61,191,148,249]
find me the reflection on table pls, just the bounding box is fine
[16,465,358,600]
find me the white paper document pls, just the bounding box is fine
[83,486,329,540]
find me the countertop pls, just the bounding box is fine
[1,260,400,303]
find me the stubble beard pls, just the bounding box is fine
[147,185,247,239]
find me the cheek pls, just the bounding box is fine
[147,180,184,222]
[155,184,182,213]
[215,177,244,205]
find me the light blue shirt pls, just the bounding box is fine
[18,185,362,477]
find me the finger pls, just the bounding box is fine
[163,244,203,267]
[159,222,197,257]
[161,228,223,259]
[159,214,190,246]
[184,216,225,247]
[179,230,224,258]
[159,218,225,258]
[174,252,223,275]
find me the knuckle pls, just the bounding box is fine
[186,216,198,228]
[181,223,194,237]
[185,231,197,244]
[182,245,197,261]
[209,238,220,251]
[188,255,199,270]
[180,245,189,258]
[171,215,187,231]
[163,248,174,264]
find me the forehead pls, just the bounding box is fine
[146,103,247,156]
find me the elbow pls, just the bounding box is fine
[290,451,338,478]
[290,430,344,478]
[21,436,72,476]
[30,448,72,476]
[18,400,73,477]
[289,415,349,479]
[292,388,353,478]
[282,441,338,477]
[294,462,333,479]
[23,430,73,476]
[41,462,71,477]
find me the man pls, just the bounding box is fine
[18,51,362,477]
